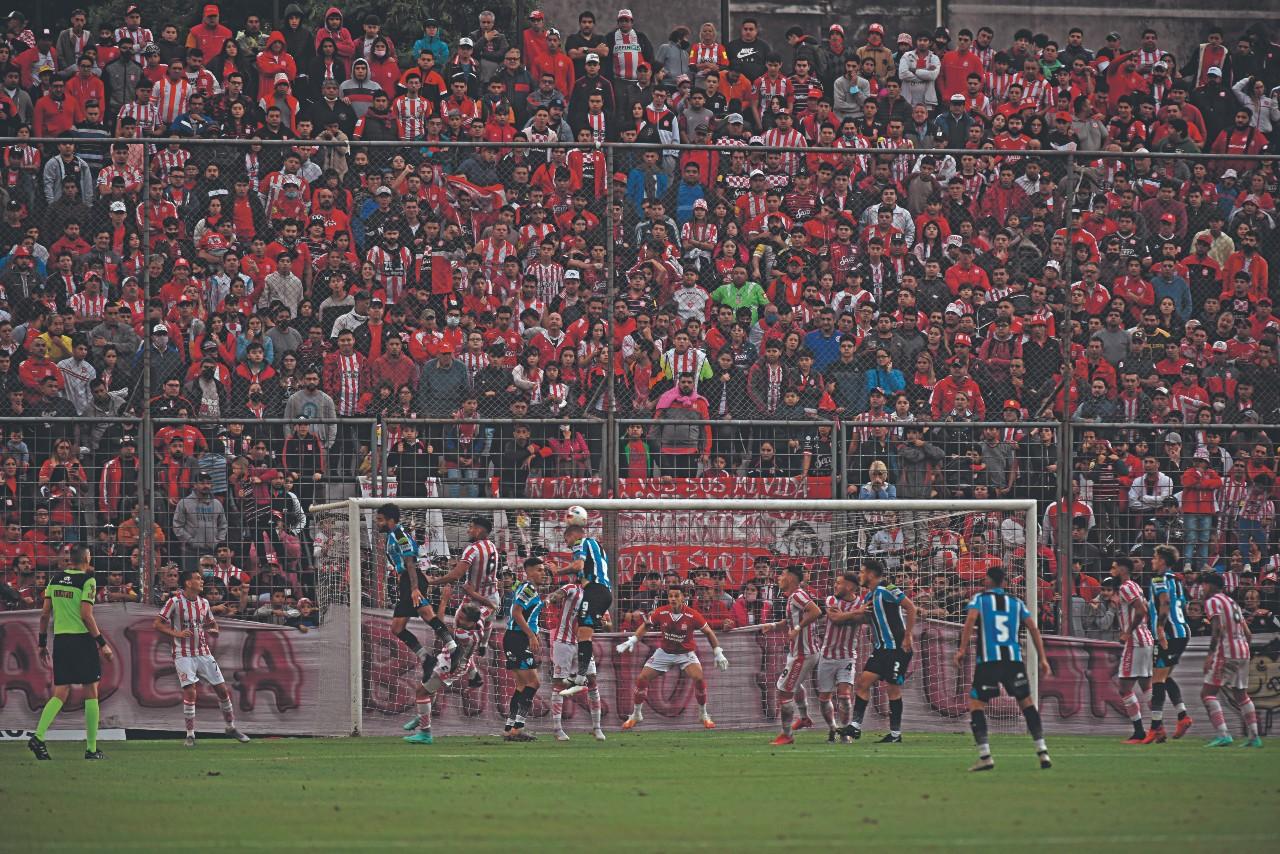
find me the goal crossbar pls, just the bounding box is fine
[310,497,1039,736]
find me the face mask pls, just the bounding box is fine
[201,367,215,379]
[374,50,386,58]
[446,316,460,327]
[249,392,264,403]
[764,312,778,324]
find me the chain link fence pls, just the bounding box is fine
[2,135,1279,636]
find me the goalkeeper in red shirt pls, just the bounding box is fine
[616,585,729,730]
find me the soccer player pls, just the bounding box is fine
[1199,572,1262,748]
[427,515,501,686]
[28,545,114,761]
[546,572,606,741]
[764,565,821,745]
[617,584,729,731]
[954,566,1053,772]
[558,523,612,696]
[1143,545,1193,742]
[846,558,916,743]
[818,572,861,743]
[375,503,455,664]
[404,605,485,745]
[503,556,546,741]
[153,569,250,747]
[1102,557,1154,743]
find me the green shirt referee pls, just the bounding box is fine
[28,544,115,761]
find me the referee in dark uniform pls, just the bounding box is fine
[28,545,115,761]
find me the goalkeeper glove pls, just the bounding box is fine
[616,636,637,654]
[713,647,729,671]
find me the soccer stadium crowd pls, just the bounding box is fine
[0,5,1278,634]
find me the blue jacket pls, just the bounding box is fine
[1152,273,1192,322]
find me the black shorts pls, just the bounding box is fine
[503,630,537,671]
[1155,636,1188,669]
[393,569,435,619]
[52,633,101,686]
[864,648,913,686]
[577,581,612,629]
[970,661,1031,702]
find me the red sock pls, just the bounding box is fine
[694,681,707,706]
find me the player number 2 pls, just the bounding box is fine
[993,614,1010,643]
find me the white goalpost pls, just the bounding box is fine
[309,497,1039,738]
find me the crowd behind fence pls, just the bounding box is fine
[3,1,1280,638]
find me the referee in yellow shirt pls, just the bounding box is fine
[28,544,115,761]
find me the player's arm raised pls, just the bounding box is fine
[82,599,113,661]
[699,620,729,671]
[952,607,979,667]
[616,616,649,652]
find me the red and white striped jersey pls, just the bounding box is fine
[393,94,432,140]
[460,350,490,384]
[158,593,214,658]
[762,127,806,175]
[460,537,501,606]
[821,594,859,659]
[152,146,190,176]
[518,222,555,251]
[525,260,564,305]
[435,623,483,680]
[785,588,819,656]
[150,77,193,126]
[120,100,160,133]
[610,29,644,80]
[1204,592,1252,660]
[753,73,791,105]
[974,46,995,71]
[366,244,413,304]
[114,25,154,49]
[331,352,363,415]
[876,136,915,184]
[69,292,107,323]
[690,42,726,70]
[1118,579,1155,647]
[97,164,143,194]
[1135,49,1162,72]
[551,583,584,644]
[983,70,1016,101]
[474,237,515,278]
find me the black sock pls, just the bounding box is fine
[520,686,537,717]
[576,639,594,674]
[970,709,989,749]
[428,616,453,642]
[1150,682,1167,727]
[507,690,521,724]
[852,696,868,724]
[396,629,422,652]
[1022,705,1044,741]
[888,698,903,731]
[1166,677,1184,715]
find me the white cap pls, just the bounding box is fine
[564,269,581,280]
[749,168,765,177]
[458,36,474,47]
[1222,168,1238,178]
[1207,66,1222,76]
[585,52,600,63]
[109,201,127,212]
[617,8,633,18]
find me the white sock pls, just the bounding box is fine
[183,702,196,736]
[698,703,709,719]
[220,699,235,726]
[551,693,564,731]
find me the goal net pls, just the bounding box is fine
[309,498,1040,737]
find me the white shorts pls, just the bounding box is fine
[552,640,598,680]
[642,648,700,674]
[1118,644,1154,679]
[175,654,225,688]
[816,656,856,693]
[1205,655,1250,691]
[777,651,817,693]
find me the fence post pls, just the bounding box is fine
[604,143,619,497]
[139,141,155,601]
[1056,150,1078,635]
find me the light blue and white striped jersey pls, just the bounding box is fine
[506,580,543,634]
[573,536,611,588]
[864,583,908,651]
[966,588,1031,663]
[1148,572,1190,640]
[385,525,417,574]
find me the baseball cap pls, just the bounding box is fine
[1207,66,1222,77]
[109,201,126,212]
[1212,341,1228,352]
[152,323,169,334]
[726,112,744,124]
[897,32,912,44]
[693,199,708,210]
[1106,31,1121,41]
[1181,362,1198,372]
[203,4,219,16]
[12,245,31,257]
[1222,168,1238,178]
[564,269,581,280]
[1194,448,1210,461]
[1160,213,1175,223]
[585,52,600,63]
[869,23,885,34]
[950,93,965,103]
[458,37,474,47]
[528,9,544,19]
[274,72,290,84]
[750,168,765,177]
[954,333,972,346]
[1164,431,1182,444]
[617,8,633,19]
[1003,399,1020,411]
[375,185,392,196]
[437,343,454,354]
[829,24,844,35]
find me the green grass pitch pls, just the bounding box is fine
[2,731,1275,851]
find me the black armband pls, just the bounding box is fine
[38,632,47,648]
[95,635,107,648]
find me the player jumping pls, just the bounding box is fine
[954,566,1053,772]
[1103,558,1153,743]
[503,556,546,741]
[818,572,861,743]
[28,545,114,761]
[764,565,821,745]
[617,584,729,731]
[153,569,250,747]
[558,523,612,697]
[404,605,485,745]
[1200,572,1262,748]
[427,516,501,688]
[375,504,455,664]
[846,559,916,743]
[1143,545,1193,742]
[546,572,606,741]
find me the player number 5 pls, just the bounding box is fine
[993,614,1010,643]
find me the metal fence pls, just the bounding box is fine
[3,135,1280,634]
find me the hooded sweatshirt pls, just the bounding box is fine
[256,32,298,101]
[314,7,356,63]
[340,58,380,117]
[281,4,314,68]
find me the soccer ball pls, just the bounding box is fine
[564,505,589,527]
